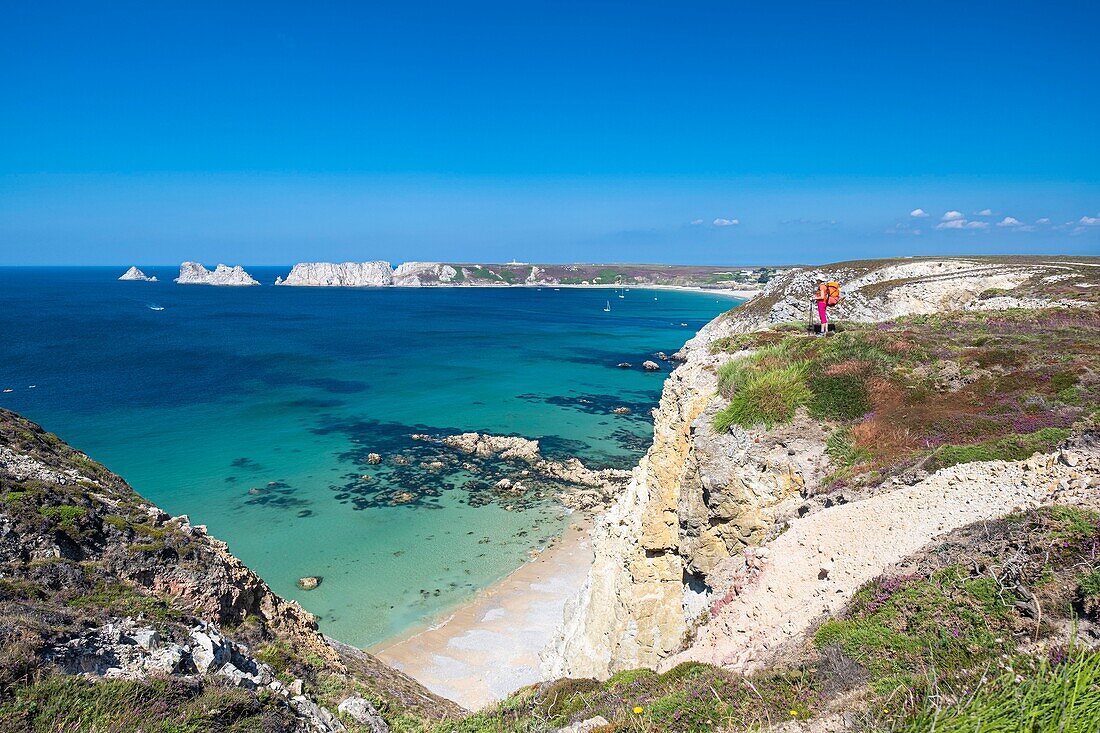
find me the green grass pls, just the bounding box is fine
[67,580,183,622]
[444,662,818,733]
[0,675,291,732]
[927,428,1070,471]
[37,505,87,535]
[814,566,1016,693]
[825,429,872,467]
[808,372,871,420]
[897,650,1100,733]
[714,364,810,431]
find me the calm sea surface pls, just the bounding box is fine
[0,266,739,645]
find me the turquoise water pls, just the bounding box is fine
[0,267,738,645]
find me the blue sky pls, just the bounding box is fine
[1,1,1097,265]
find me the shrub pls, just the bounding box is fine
[714,364,810,431]
[808,373,872,420]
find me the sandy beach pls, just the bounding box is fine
[370,518,594,710]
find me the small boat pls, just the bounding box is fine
[2,389,11,393]
[680,322,688,326]
[28,385,36,388]
[148,305,165,311]
[603,301,611,312]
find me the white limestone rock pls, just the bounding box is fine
[337,696,390,732]
[393,261,458,286]
[279,261,393,287]
[118,266,157,282]
[175,262,259,286]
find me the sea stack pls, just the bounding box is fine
[278,261,394,287]
[175,262,260,286]
[118,266,157,282]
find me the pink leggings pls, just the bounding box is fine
[817,300,828,325]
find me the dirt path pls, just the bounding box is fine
[668,448,1097,672]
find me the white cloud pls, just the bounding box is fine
[690,219,704,225]
[1079,215,1100,226]
[942,210,964,221]
[713,217,739,227]
[936,219,966,230]
[964,220,989,229]
[910,208,929,218]
[976,209,993,216]
[997,216,1023,227]
[1036,217,1051,224]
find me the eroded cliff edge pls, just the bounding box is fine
[0,409,461,731]
[546,255,1100,679]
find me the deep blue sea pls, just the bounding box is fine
[0,266,739,645]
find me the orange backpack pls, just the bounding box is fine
[825,282,840,306]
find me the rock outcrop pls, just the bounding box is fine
[411,432,633,511]
[668,447,1099,673]
[393,262,459,286]
[175,262,259,286]
[118,266,157,282]
[0,408,461,728]
[278,262,393,287]
[546,256,1100,680]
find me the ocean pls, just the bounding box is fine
[0,266,739,645]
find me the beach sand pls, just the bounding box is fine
[370,518,594,710]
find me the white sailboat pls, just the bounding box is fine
[603,300,611,312]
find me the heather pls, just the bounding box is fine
[713,308,1099,492]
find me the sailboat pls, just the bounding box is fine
[618,288,625,299]
[603,300,611,312]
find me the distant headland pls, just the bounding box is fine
[130,261,783,292]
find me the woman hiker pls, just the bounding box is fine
[813,280,835,336]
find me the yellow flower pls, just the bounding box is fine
[633,706,644,714]
[789,710,799,717]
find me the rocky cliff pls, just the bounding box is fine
[546,255,1100,680]
[175,262,260,286]
[0,409,460,731]
[118,266,157,282]
[278,262,394,287]
[272,262,779,289]
[392,262,459,286]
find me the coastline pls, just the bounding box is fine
[369,516,595,710]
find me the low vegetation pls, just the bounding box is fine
[713,308,1098,492]
[445,505,1100,732]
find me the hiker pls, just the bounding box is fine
[813,280,840,336]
